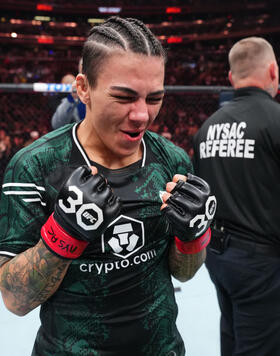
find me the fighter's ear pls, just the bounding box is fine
[76,74,90,105]
[269,61,277,81]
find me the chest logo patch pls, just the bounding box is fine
[101,215,145,259]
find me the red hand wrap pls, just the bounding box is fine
[41,213,89,259]
[175,227,211,254]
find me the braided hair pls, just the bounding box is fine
[82,16,166,87]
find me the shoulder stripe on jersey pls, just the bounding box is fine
[4,190,43,198]
[2,183,45,191]
[2,184,46,206]
[0,251,17,257]
[22,198,46,206]
[72,123,147,168]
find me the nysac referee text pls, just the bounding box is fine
[199,122,255,159]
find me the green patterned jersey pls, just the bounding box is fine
[0,124,193,356]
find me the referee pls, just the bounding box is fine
[193,37,280,356]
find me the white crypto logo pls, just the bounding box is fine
[102,215,145,259]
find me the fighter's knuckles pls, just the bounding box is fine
[166,182,176,193]
[172,174,187,183]
[162,192,171,203]
[187,173,211,194]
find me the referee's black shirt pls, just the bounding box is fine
[193,87,280,245]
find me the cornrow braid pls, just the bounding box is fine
[88,26,126,50]
[103,16,149,55]
[127,17,166,59]
[82,16,166,88]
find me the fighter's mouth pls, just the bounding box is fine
[122,130,142,138]
[127,132,140,137]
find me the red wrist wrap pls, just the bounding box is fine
[41,213,89,259]
[175,227,211,254]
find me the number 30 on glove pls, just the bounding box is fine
[41,165,121,259]
[162,173,217,254]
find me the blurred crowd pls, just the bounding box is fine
[0,41,231,85]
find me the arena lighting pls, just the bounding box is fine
[10,32,17,38]
[64,22,77,27]
[88,18,105,24]
[32,20,42,25]
[34,16,51,21]
[65,36,83,41]
[37,36,54,44]
[10,18,42,26]
[37,4,53,11]
[98,7,121,14]
[10,19,23,24]
[49,21,77,27]
[167,36,183,43]
[166,7,182,14]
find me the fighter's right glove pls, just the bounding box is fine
[41,165,121,259]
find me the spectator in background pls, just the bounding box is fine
[51,58,86,129]
[160,124,172,140]
[0,128,12,186]
[24,130,40,147]
[0,128,11,160]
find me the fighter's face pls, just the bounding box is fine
[79,51,165,163]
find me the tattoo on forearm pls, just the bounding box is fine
[0,256,11,268]
[169,242,206,282]
[0,240,71,314]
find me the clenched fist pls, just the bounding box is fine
[41,165,121,259]
[161,173,216,242]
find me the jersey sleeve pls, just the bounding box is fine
[0,148,49,257]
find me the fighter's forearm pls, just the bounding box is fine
[0,239,71,316]
[169,241,206,282]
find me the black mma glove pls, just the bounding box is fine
[163,173,216,254]
[41,165,121,259]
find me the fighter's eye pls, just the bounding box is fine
[113,95,135,101]
[146,97,164,104]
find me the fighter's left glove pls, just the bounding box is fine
[162,173,217,254]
